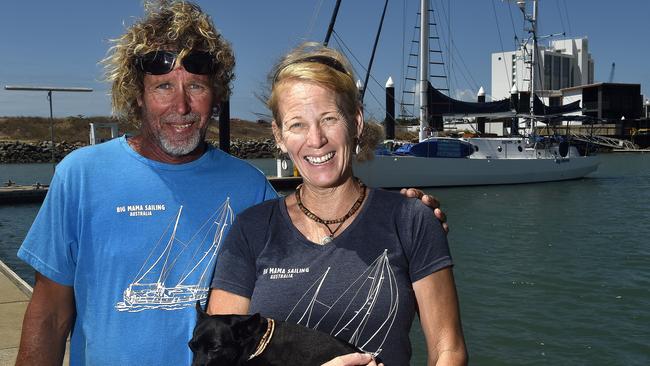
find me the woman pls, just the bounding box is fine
[208,43,467,366]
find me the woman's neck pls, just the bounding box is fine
[298,176,361,219]
[286,175,368,245]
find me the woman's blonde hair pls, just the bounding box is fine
[268,42,380,161]
[267,42,360,128]
[102,0,235,124]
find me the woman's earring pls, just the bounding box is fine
[355,137,362,155]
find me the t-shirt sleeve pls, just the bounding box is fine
[211,215,257,298]
[17,169,78,286]
[399,198,452,283]
[263,179,279,201]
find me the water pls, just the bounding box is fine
[1,154,649,365]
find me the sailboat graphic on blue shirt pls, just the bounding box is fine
[115,199,233,312]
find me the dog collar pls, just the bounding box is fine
[248,318,275,360]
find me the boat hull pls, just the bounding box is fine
[353,155,600,188]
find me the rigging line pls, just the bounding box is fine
[363,87,388,121]
[361,0,390,101]
[449,51,478,93]
[433,7,450,91]
[434,0,480,95]
[433,0,451,77]
[430,0,452,94]
[492,0,511,88]
[555,0,566,37]
[305,0,325,40]
[399,0,406,110]
[450,42,479,90]
[402,9,421,113]
[332,31,386,92]
[506,0,519,49]
[329,34,388,120]
[431,7,475,92]
[562,0,572,36]
[447,0,452,95]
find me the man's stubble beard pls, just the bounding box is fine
[158,127,204,156]
[153,111,206,157]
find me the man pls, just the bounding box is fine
[17,2,274,365]
[16,1,445,365]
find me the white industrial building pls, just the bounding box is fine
[491,37,594,101]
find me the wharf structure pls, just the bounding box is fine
[487,37,648,147]
[0,261,30,364]
[0,260,71,364]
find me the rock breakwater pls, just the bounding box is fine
[0,138,277,163]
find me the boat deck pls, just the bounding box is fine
[0,185,48,204]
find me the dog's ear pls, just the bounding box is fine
[233,313,263,339]
[196,300,209,321]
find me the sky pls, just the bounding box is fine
[1,0,648,122]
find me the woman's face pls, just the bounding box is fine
[273,81,363,189]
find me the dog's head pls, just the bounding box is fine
[189,301,265,366]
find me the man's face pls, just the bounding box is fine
[137,66,214,163]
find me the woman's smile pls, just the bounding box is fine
[304,151,335,165]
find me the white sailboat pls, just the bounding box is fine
[352,0,599,188]
[116,199,233,312]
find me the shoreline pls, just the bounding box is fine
[0,138,278,164]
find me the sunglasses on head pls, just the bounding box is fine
[272,55,348,84]
[135,51,215,75]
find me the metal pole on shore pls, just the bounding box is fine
[47,91,54,166]
[4,86,93,171]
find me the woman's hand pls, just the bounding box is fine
[321,353,384,366]
[400,188,448,234]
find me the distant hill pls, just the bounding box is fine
[0,116,273,143]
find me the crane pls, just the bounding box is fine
[608,62,616,83]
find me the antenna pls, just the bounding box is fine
[4,85,93,169]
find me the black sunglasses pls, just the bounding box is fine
[135,51,215,75]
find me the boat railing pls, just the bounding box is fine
[570,133,638,150]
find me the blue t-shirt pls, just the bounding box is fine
[18,136,277,365]
[212,188,452,366]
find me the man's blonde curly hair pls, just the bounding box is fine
[103,0,235,124]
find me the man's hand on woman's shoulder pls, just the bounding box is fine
[400,188,449,234]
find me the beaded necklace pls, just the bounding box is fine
[295,180,367,244]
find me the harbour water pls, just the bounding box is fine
[1,153,648,365]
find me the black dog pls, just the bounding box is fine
[189,302,374,366]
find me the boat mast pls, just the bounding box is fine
[323,0,342,47]
[517,0,538,130]
[419,0,429,142]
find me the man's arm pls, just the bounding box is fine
[15,272,75,366]
[400,188,448,233]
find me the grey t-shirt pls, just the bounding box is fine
[212,188,452,365]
